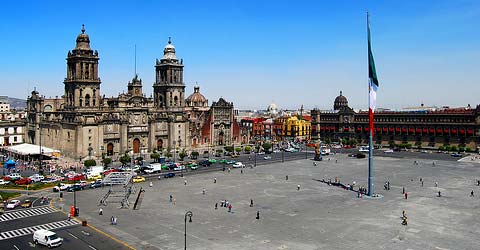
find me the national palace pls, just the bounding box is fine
[311,92,479,150]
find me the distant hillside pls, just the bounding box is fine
[0,96,26,110]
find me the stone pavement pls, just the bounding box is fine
[53,154,480,250]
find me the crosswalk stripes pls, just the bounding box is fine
[0,206,57,222]
[0,219,80,241]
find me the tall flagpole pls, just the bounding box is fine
[367,12,374,197]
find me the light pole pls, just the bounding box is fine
[73,188,78,216]
[184,211,193,250]
[173,140,176,163]
[38,112,43,175]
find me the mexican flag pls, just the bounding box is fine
[368,15,379,137]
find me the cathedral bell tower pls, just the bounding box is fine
[153,37,185,109]
[128,74,143,96]
[64,25,101,109]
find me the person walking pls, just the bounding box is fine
[286,175,288,181]
[435,181,438,187]
[256,211,260,220]
[215,203,218,209]
[110,216,114,225]
[202,188,206,195]
[250,199,254,207]
[173,197,177,205]
[169,195,173,203]
[214,177,217,183]
[404,192,408,200]
[68,212,72,221]
[99,208,103,215]
[438,191,441,197]
[297,184,300,191]
[421,180,424,187]
[228,204,232,213]
[241,169,243,174]
[471,190,474,197]
[149,181,153,187]
[402,187,405,194]
[184,180,187,186]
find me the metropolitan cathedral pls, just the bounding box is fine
[26,26,240,160]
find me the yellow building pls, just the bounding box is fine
[284,116,311,140]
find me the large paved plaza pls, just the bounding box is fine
[55,153,480,250]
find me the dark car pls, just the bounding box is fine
[451,153,463,157]
[199,160,212,167]
[164,172,175,178]
[90,180,103,188]
[67,184,83,192]
[165,162,177,170]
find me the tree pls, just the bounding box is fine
[179,149,187,161]
[224,146,234,152]
[262,142,272,152]
[150,152,160,162]
[244,145,252,153]
[165,147,173,158]
[119,154,131,165]
[191,151,199,159]
[102,157,112,166]
[235,147,242,154]
[84,159,96,167]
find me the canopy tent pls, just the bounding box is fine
[4,159,16,169]
[6,143,60,156]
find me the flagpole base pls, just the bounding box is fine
[363,193,384,199]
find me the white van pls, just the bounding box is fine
[144,163,162,174]
[33,229,63,248]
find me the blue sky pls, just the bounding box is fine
[1,0,479,110]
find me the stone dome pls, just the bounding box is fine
[162,37,177,60]
[75,24,91,50]
[334,91,348,110]
[267,103,278,115]
[186,85,208,107]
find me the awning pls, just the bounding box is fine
[6,143,61,156]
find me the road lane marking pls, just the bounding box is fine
[88,245,98,250]
[68,232,79,239]
[0,219,80,241]
[0,206,57,222]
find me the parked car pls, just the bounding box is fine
[21,199,33,208]
[163,172,175,178]
[90,180,103,188]
[219,159,228,164]
[33,229,63,248]
[6,199,21,209]
[77,181,89,188]
[15,178,32,185]
[88,174,102,181]
[187,162,198,169]
[132,176,146,183]
[68,174,84,181]
[104,168,119,176]
[208,159,217,163]
[173,165,186,171]
[226,160,236,165]
[53,183,72,192]
[199,160,212,167]
[29,174,45,182]
[5,173,22,181]
[0,179,10,185]
[263,156,272,160]
[232,162,245,168]
[384,149,394,153]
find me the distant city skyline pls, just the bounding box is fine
[1,0,479,110]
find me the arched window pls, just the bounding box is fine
[85,94,91,107]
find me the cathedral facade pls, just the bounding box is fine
[26,26,240,160]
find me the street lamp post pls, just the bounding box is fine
[184,211,193,250]
[38,112,43,175]
[173,141,176,163]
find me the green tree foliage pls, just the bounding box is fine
[235,147,242,154]
[84,159,96,167]
[179,149,187,161]
[119,154,131,165]
[150,152,160,162]
[244,145,252,153]
[102,157,112,166]
[262,142,272,152]
[224,146,234,152]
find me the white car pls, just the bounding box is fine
[6,199,21,209]
[29,174,45,182]
[232,162,245,168]
[53,183,72,192]
[6,173,22,180]
[384,149,394,153]
[174,165,186,171]
[0,179,10,185]
[264,156,272,160]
